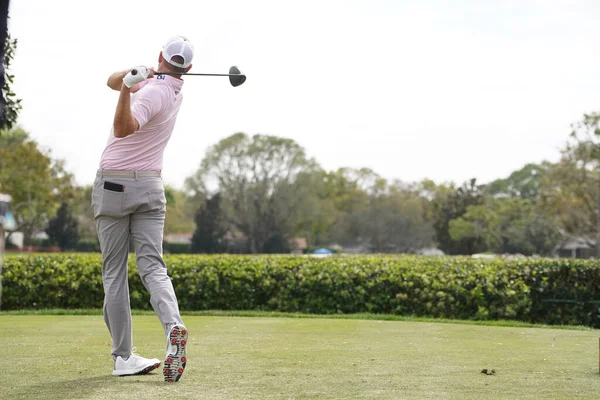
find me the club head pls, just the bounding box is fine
[229,65,246,87]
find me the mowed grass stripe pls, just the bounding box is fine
[1,308,597,331]
[0,315,599,400]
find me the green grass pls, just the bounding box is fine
[0,315,599,400]
[1,308,597,331]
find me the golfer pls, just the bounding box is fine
[92,36,193,382]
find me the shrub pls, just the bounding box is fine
[2,254,600,327]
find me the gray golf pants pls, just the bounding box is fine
[92,169,183,359]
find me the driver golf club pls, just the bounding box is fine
[132,65,246,87]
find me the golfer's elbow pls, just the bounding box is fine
[113,123,134,138]
[107,77,121,91]
[113,116,139,138]
[113,127,126,138]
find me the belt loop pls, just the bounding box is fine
[101,170,104,179]
[134,171,138,179]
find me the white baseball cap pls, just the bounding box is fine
[162,36,194,68]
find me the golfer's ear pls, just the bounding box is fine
[185,64,192,73]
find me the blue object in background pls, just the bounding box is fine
[2,211,16,231]
[0,193,16,231]
[312,248,333,255]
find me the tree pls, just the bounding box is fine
[449,197,562,256]
[537,158,595,242]
[263,233,291,253]
[298,171,436,253]
[1,33,21,131]
[485,163,550,200]
[164,186,196,235]
[534,112,600,256]
[512,210,563,256]
[186,132,320,253]
[70,185,96,240]
[447,204,495,253]
[45,202,80,250]
[0,128,75,244]
[359,183,435,253]
[430,178,486,254]
[191,193,227,253]
[287,169,338,248]
[319,168,375,247]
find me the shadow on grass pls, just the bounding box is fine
[9,372,170,400]
[9,375,113,400]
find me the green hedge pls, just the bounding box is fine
[2,254,600,327]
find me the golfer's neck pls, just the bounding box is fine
[158,64,183,79]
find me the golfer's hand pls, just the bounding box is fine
[123,66,154,88]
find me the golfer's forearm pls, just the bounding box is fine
[107,70,130,90]
[113,85,138,138]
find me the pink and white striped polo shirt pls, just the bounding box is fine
[99,75,184,171]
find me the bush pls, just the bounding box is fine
[2,254,600,327]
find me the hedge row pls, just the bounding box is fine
[2,253,600,327]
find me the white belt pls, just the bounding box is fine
[98,169,162,179]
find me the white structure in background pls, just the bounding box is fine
[471,253,498,259]
[416,247,445,256]
[7,231,23,248]
[4,231,48,250]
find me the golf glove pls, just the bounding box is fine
[123,66,150,88]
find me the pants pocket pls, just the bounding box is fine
[93,186,125,218]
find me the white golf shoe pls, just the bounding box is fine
[163,324,188,382]
[112,353,161,376]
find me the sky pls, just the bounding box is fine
[7,0,600,190]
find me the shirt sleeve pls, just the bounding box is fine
[131,85,165,131]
